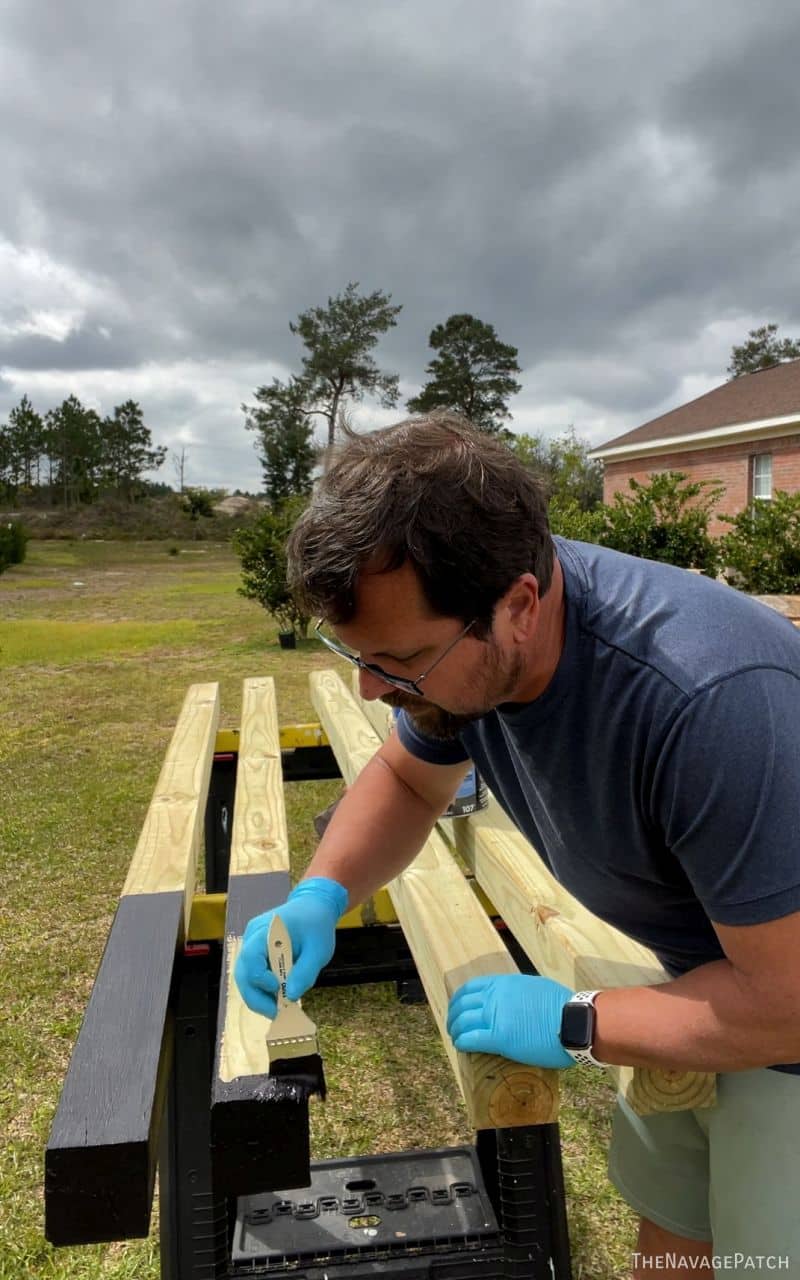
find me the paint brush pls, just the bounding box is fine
[264,912,327,1102]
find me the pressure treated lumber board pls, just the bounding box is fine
[354,686,395,741]
[752,594,800,621]
[227,677,290,878]
[45,683,221,1246]
[310,669,559,1129]
[348,676,717,1116]
[451,807,716,1114]
[122,681,221,933]
[211,677,310,1196]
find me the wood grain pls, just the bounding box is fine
[228,677,289,877]
[352,682,395,741]
[211,678,310,1196]
[347,674,717,1116]
[310,669,559,1128]
[451,806,716,1114]
[122,682,220,934]
[309,670,382,784]
[218,935,271,1083]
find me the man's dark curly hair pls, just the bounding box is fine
[287,411,553,634]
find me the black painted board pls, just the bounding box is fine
[211,1094,311,1198]
[45,892,182,1245]
[211,870,313,1196]
[222,869,291,938]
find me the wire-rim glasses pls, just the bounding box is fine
[314,617,477,696]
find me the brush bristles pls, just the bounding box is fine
[265,1052,327,1102]
[263,987,326,1102]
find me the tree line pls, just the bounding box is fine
[0,395,166,507]
[3,273,798,516]
[244,283,800,504]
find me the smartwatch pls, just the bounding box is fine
[559,990,604,1067]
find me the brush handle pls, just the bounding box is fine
[267,913,293,1013]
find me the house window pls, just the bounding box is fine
[752,454,772,500]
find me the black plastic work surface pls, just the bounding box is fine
[231,1146,499,1270]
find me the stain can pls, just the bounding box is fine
[391,707,488,817]
[443,767,488,818]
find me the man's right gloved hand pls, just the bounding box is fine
[234,876,349,1019]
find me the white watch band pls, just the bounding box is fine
[563,990,604,1067]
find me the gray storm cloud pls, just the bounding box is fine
[2,0,799,488]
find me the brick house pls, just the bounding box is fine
[591,360,800,536]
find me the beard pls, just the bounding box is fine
[381,643,525,741]
[380,693,481,741]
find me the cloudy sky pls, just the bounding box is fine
[3,0,800,492]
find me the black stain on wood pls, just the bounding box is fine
[223,870,291,935]
[211,869,312,1196]
[45,892,183,1245]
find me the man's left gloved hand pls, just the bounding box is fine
[446,974,576,1069]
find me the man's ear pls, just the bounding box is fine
[501,574,539,639]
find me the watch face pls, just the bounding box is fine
[560,1001,595,1051]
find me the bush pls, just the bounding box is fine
[0,520,28,574]
[233,495,310,637]
[597,472,721,575]
[181,488,216,520]
[718,491,800,593]
[548,495,606,543]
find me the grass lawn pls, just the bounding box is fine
[0,539,637,1279]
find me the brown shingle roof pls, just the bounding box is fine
[596,359,800,454]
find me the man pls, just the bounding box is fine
[236,413,800,1278]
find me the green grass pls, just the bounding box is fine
[0,540,636,1279]
[0,619,205,667]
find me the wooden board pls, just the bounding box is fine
[211,677,311,1196]
[348,674,717,1116]
[451,806,716,1114]
[751,594,800,621]
[310,669,559,1129]
[122,682,221,934]
[45,683,221,1245]
[210,869,309,1196]
[227,677,289,877]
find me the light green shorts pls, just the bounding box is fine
[608,1067,800,1267]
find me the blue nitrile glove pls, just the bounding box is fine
[234,877,349,1019]
[446,974,576,1069]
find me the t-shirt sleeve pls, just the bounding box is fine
[394,709,471,766]
[654,667,800,926]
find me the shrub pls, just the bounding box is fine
[718,491,800,593]
[548,494,606,543]
[233,495,310,637]
[597,472,721,575]
[181,488,216,520]
[0,520,28,574]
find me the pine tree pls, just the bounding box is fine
[407,313,522,432]
[243,377,316,503]
[290,282,401,448]
[728,324,800,378]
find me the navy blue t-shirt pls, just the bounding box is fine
[397,538,800,1072]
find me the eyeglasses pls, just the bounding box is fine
[314,617,477,696]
